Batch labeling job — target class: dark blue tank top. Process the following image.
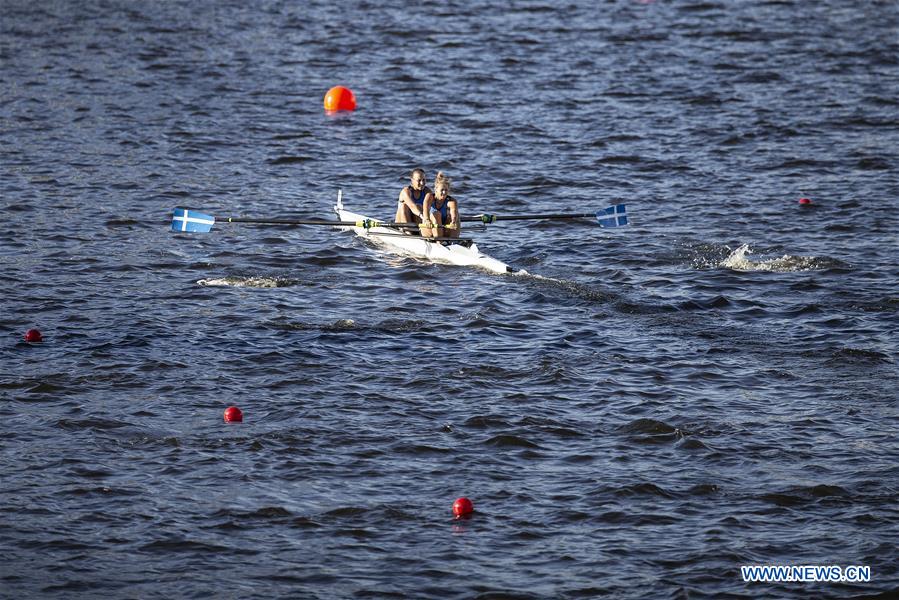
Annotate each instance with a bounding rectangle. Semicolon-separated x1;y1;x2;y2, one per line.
430;197;450;222
408;187;425;209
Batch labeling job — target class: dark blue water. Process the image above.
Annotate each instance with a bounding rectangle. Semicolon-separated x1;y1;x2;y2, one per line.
2;1;897;598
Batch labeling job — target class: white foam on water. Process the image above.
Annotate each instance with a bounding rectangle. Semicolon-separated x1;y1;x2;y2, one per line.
197;276;294;288
721;244;833;273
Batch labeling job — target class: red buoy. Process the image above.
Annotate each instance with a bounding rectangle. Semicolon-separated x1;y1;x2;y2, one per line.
24;329;43;343
452;497;474;518
324;86;357;112
224;406;243;423
798;197;813;205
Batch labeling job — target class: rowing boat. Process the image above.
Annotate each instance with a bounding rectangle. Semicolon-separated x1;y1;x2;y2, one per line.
170;199;625;275
333;192;518;274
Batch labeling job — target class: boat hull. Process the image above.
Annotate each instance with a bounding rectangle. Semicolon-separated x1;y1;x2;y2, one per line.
334;200;516;274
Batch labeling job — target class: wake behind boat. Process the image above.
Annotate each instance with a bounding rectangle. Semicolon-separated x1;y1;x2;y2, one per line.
334;191;519;275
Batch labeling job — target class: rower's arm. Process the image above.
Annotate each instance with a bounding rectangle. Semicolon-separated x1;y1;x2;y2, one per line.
399;187;425;219
447;199;460;226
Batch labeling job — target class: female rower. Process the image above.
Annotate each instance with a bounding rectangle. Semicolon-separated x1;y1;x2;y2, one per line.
395;168;430;234
422;171;460;239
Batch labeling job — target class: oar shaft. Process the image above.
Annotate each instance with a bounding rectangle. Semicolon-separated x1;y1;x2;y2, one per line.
461;213;596;223
223;217;418;228
224;217;346;225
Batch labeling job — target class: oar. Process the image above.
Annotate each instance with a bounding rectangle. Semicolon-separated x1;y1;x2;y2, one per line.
170;207;420;233
171;203;629;233
462;204;628;227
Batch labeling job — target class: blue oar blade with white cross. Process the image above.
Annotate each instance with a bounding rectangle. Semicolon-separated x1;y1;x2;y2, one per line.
171;208;216;232
596;204;628;228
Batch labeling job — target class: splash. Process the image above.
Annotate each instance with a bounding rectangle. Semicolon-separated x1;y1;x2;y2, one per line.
720;245;846;272
197;276;298;288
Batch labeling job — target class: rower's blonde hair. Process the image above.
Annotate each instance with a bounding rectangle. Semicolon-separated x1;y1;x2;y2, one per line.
434;171;451;191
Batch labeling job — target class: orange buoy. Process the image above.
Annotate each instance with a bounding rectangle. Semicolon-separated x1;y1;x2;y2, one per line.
324;86;357;112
